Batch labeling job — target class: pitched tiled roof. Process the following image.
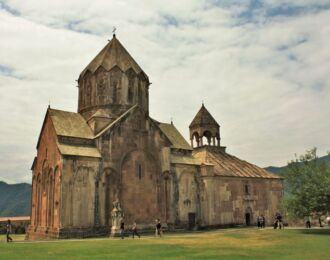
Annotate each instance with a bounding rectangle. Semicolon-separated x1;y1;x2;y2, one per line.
158;123;192;150
57;143;101;158
79;35;147;79
49;108;94;139
190;104;219;128
193;147;282;179
94;105;138;138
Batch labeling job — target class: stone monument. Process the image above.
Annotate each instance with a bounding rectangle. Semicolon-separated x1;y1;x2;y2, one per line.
110;200;124;237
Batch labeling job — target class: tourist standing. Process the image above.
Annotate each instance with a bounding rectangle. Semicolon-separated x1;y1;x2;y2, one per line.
131;222;140;239
120;222;125;239
305;216;311;228
156;219;162;237
261;215;266;228
257;216;261;228
6;219;13;243
276;212;283;229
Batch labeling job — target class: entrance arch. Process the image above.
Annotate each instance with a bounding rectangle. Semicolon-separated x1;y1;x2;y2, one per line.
245;207;253;226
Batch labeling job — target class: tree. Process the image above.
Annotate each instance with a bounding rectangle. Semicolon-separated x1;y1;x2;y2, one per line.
284;148;330;223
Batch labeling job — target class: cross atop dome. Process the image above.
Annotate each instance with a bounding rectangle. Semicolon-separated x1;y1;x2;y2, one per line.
79;35;147;81
77;35;150;118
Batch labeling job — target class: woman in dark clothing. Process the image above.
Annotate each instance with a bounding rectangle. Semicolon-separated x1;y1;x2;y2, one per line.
120;222;125;239
155;219;162;237
6;219;13;242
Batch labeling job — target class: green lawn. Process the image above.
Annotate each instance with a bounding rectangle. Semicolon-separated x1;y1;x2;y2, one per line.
0;228;329;259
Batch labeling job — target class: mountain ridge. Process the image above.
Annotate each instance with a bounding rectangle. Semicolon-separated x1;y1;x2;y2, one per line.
265;154;330;175
0;181;31;217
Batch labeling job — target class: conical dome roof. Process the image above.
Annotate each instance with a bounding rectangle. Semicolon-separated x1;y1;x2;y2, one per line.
189;104;219;128
79;35;148;80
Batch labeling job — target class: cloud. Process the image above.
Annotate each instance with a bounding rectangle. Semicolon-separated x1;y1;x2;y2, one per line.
0;0;329;183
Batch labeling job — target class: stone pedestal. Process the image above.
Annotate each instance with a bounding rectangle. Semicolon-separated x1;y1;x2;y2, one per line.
110;201;124;237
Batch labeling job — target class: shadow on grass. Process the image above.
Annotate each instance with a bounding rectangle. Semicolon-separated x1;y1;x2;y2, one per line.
297;229;330;236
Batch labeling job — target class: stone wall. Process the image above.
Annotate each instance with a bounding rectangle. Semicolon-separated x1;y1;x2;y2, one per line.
200;176;283;227
27;114;62;240
94;110;170;229
170;164;200;228
60;157;100;228
78;66;149;119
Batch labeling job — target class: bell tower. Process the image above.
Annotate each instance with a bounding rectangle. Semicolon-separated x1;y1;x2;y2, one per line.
77;34;150;120
189;104;221;148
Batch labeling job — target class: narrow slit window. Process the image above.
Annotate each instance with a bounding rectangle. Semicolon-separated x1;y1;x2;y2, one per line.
138;164;142;180
244;184;250;195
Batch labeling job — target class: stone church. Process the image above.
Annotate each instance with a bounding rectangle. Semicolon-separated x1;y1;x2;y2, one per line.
27;34;283;239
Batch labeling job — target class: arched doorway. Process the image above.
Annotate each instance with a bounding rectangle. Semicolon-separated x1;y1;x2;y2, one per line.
245;213;251;226
245;207;253;226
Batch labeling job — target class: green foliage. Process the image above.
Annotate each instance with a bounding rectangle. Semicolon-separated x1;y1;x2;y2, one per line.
284;148;330;218
265;153;330;196
0;181;31;217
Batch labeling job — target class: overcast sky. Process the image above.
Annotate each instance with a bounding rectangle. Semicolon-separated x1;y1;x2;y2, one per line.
0;0;329;183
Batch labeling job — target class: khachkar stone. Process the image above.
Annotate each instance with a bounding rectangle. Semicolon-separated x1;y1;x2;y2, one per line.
110;200;124;237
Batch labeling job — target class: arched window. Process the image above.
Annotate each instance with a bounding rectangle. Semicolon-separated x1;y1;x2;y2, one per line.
128;86;133;103
192;132;199;148
86;82;92;106
203;131;212;145
112;81;117;103
244;184;250;195
136;163;143;180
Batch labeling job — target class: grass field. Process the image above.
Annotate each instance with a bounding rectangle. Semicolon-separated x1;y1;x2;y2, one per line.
0;228;329;259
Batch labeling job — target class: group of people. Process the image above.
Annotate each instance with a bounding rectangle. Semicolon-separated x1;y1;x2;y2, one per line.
119;221;140;239
256;213;284;229
119;219;163;239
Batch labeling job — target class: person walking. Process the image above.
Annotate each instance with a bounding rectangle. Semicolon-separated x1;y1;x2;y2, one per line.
120;222;125;239
273;218;278;229
6;219;13;243
131;222;140;239
156;219;162;237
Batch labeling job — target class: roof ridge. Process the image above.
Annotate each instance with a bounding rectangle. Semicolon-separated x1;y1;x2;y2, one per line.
94;104;138;138
49;108;80;115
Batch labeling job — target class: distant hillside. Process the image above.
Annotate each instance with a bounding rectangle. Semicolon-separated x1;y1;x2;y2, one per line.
265;154;330;195
0;181;31;217
265;154;330;176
